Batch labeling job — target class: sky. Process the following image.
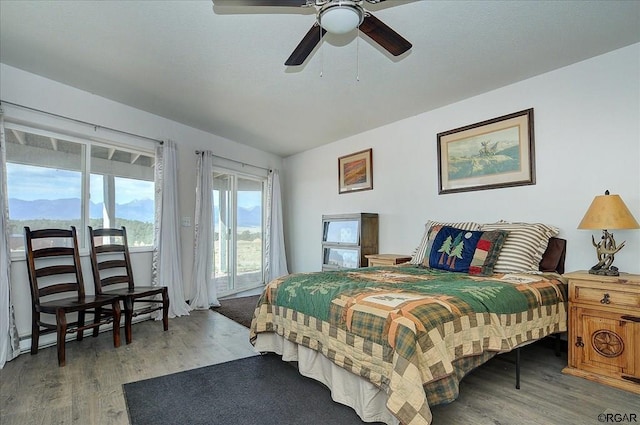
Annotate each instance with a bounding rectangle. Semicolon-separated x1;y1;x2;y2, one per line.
7;163;261;208
6;163;153;204
6;164;82;200
238;191;262;209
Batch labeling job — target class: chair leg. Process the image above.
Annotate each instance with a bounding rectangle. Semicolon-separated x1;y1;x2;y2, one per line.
77;310;85;341
162;288;169;332
93;306;102;337
112;301;121;348
123;297;134;344
31;312;40;355
56;309;67;367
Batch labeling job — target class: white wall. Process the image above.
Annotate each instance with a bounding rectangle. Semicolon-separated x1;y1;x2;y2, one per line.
1;64;283;340
283;44;640;275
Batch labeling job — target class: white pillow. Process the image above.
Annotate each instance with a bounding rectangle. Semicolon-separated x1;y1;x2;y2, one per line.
409;220;482;265
479;221;559;273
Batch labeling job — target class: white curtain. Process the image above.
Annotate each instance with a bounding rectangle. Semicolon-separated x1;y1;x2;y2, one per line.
190;150;219;309
152;140;191;318
0;114;20;368
265;169;289;282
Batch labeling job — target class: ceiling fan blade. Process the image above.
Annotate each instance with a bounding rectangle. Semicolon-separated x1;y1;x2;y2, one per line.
359;13;412;56
285;23;327;66
212;0;311;6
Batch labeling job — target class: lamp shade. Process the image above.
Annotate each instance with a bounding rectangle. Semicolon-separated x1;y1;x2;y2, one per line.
578;192;640;230
319;2;364;34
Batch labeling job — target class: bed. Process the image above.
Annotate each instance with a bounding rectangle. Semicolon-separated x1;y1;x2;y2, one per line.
250;221;568;425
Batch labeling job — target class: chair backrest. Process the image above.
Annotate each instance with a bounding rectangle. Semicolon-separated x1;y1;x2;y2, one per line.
88;226;136;293
24;227;85;305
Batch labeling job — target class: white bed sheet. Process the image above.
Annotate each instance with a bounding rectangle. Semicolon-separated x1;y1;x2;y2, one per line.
254;332;400;425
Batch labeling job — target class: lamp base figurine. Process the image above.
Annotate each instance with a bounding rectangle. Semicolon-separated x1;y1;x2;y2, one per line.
588;229;625;277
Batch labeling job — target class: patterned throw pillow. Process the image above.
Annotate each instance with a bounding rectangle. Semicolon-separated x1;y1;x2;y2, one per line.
479;221;559;274
422;226;508;275
409;220;481;265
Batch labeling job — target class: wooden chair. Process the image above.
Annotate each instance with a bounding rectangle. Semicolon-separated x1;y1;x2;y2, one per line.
88;226;169;344
24;227;122;367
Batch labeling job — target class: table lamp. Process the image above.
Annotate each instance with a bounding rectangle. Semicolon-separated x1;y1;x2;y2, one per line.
578;190;640;276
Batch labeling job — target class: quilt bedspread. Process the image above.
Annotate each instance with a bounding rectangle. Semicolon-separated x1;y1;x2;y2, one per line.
250;267;567;425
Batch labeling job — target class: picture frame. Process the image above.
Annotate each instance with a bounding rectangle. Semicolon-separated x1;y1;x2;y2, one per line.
437;108;535;194
338;148;373;194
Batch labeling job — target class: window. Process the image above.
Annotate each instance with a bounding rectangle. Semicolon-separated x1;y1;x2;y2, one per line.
5;124;155;253
213;170;265;296
89;145;155;247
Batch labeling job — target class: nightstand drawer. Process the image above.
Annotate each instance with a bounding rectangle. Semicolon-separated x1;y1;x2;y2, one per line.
574;285;640;309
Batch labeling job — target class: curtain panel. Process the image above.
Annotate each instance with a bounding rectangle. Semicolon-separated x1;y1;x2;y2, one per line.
0;114;21;368
190;150;219;309
265;169;288;283
152;140;191;318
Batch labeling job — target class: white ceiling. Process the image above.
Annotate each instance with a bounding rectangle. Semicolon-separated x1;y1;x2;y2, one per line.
1;1;639;157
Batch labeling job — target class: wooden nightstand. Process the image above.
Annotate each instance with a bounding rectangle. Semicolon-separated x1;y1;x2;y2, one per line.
365;254;411;267
562;270;640;394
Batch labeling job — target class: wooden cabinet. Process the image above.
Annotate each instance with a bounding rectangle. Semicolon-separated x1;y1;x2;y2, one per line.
365;254;411;267
321;213;378;271
562;271;640;394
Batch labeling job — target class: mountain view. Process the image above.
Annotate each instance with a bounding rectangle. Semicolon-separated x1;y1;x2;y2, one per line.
8;198;155;222
8;198;262;227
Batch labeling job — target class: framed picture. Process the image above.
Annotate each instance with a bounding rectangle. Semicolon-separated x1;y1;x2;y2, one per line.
338;148;373;194
437;108;535;194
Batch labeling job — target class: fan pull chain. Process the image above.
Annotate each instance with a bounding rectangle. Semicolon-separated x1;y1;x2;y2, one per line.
356;27;360;82
320;23;324;78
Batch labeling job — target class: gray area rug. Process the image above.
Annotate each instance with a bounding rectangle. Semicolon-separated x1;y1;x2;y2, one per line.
211;295;260;328
124;354;384;425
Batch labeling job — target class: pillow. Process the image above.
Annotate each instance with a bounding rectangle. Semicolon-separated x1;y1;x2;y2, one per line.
422;226;508;275
539;237;567;274
409;220;481;265
479;221;559;273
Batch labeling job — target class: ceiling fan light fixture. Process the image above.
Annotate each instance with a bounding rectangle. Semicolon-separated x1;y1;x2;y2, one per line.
318;1;364;35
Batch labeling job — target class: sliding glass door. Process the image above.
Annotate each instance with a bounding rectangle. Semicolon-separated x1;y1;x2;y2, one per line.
213;170;265;296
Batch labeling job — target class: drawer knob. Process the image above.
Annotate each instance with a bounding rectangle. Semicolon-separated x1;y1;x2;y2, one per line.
600;293;611;304
575;336;584;348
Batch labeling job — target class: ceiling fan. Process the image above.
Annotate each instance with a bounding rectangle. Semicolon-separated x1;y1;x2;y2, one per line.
212;0;412;66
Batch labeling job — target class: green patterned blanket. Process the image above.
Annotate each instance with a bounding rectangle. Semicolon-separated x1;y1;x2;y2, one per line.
251;267;567;425
276;267;532;321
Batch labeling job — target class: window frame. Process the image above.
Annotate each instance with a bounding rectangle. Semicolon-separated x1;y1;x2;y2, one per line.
4;121;156;261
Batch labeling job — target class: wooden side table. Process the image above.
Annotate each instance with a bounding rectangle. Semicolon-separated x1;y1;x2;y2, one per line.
562;270;640;394
365;254;411;267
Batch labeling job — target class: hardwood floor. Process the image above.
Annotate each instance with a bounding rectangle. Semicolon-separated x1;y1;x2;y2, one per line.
1;311;637;425
430;343;638;425
0;311;258;425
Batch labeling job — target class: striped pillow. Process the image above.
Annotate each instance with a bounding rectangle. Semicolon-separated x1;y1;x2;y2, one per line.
409;220;481;265
479;221;559;273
